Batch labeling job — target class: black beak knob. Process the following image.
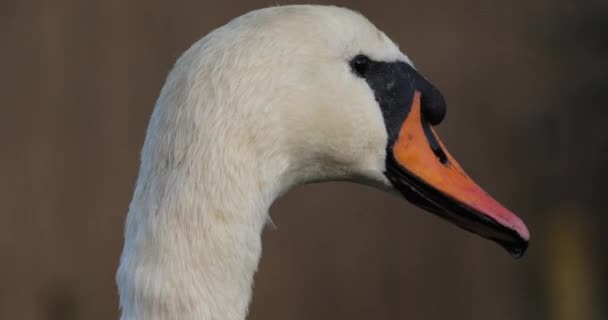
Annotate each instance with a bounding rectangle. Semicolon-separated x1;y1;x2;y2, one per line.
417;76;446;126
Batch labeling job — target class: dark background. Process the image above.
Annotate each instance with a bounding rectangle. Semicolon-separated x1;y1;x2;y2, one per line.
1;0;606;319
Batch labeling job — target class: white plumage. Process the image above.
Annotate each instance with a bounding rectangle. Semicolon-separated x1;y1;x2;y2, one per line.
117;6;406;320
116;4;529;320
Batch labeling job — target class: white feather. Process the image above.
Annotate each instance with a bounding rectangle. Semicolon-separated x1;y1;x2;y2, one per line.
117;5;412;320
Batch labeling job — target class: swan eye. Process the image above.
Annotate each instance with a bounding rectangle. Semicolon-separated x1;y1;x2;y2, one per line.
350;54;372;77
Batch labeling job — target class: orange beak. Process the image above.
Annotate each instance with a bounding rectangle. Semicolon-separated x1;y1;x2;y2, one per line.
385;91;529;257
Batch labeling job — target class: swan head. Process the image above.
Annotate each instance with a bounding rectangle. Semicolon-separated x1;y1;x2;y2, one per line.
170;5;529;257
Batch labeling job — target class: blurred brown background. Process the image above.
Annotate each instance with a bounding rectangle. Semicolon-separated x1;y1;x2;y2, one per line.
1;0;606;319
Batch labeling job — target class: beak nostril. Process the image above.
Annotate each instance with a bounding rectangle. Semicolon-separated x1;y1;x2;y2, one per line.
438;150;448;164
421;114;449;165
437;149;448;164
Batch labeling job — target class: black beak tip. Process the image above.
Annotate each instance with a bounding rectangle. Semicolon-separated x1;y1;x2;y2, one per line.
499;237;529;259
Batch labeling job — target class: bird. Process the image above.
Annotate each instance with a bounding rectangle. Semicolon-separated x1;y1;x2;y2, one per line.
116;5;530;320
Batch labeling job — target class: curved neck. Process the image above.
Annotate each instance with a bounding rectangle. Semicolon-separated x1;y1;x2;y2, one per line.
117;157;285;320
117;104;290;320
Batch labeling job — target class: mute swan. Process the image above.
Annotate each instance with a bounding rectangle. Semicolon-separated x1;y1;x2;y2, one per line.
117;5;530;320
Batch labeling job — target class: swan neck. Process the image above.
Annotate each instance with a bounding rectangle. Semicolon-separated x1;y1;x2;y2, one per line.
117;142;287;320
